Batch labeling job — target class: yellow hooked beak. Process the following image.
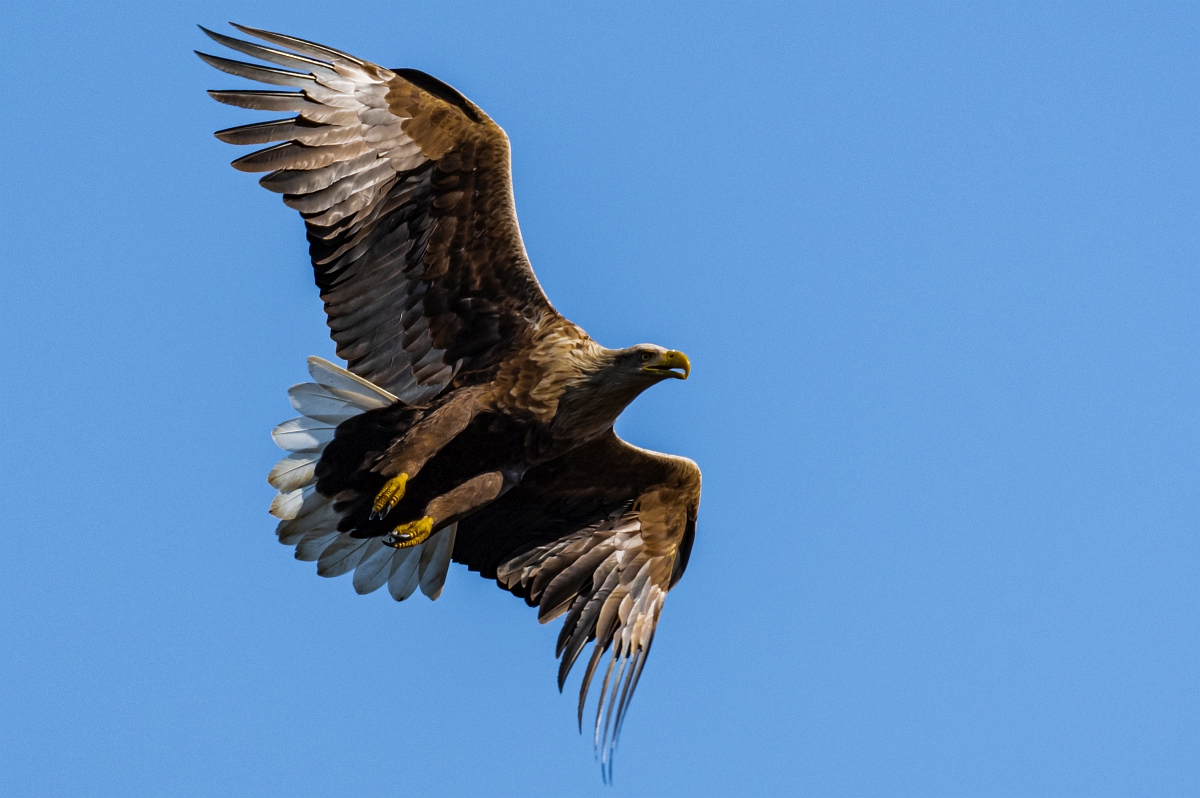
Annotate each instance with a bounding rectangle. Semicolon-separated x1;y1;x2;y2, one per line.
644;349;691;380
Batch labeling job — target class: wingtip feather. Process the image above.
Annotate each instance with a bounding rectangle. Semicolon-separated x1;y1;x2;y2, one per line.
229;22;369;68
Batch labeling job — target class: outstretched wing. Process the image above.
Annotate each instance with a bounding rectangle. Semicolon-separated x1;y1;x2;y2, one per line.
200;24;556;400
453;430;701;775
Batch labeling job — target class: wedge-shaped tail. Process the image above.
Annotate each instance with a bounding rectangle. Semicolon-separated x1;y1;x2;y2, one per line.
269;357;457;600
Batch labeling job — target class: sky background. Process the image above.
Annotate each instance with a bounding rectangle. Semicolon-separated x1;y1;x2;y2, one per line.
2;2;1197;795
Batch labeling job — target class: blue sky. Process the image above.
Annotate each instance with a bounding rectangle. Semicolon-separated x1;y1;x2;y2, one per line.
2;2;1197;795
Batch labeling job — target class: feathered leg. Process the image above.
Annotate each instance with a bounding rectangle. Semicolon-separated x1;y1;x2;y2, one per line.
370;387;484;521
383;470;508;549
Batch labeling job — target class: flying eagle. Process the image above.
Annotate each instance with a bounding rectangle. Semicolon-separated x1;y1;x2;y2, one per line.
198;24;701;769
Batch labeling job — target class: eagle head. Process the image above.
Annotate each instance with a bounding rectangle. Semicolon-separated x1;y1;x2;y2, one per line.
612;344;691;382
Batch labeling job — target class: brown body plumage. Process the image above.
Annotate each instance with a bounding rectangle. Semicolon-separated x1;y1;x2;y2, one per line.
200;24;700;773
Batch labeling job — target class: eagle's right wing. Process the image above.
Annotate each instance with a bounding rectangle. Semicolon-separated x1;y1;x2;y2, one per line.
453;430;702;776
200;24;556;400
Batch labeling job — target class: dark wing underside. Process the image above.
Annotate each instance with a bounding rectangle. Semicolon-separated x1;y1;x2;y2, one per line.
454;430;701;774
200;24;556;400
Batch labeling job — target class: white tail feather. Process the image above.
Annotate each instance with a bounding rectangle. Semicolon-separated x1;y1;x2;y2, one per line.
277;503;339;545
267;358;455;602
388;547;422;600
418;524;458;599
352;539;393;594
272;417;336;453
270;484;319;520
288;383;364;423
316;533;370;578
295;528;340;561
307;356;396;408
268;453;318;492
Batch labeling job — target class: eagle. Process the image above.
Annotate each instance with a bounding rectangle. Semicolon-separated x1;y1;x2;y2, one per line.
198;24;701;771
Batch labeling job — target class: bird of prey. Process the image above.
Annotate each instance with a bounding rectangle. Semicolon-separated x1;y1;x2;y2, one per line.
198;24;701;771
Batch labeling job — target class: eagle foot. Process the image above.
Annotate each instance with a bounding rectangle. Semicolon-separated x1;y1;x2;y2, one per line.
371;473;409;520
382;516;434;549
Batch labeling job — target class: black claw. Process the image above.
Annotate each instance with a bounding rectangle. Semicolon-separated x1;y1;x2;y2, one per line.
381;531;412;549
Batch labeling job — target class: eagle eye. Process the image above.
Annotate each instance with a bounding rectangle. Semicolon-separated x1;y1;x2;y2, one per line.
640;352;653;362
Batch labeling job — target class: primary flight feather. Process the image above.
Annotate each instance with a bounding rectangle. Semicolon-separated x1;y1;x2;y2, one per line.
199;23;701;773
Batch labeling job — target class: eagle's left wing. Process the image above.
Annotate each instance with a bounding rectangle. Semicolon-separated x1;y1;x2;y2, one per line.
452;430;701;774
199;25;556;400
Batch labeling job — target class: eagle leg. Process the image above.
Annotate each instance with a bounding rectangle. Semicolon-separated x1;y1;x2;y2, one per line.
425;471;508;526
370;473;409;520
383;516;434;549
382;471;508;549
369;387;486;521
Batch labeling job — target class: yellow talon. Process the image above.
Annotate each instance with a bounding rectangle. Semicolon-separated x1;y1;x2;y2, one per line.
383;516;435;549
372;473;409;519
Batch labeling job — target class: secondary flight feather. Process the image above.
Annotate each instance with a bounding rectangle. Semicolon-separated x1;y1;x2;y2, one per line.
198;24;701;775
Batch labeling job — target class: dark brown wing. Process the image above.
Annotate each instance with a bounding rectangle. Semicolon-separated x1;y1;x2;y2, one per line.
454;430;701;774
200;24;555;400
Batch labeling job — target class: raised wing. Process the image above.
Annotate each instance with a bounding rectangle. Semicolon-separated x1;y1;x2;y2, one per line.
200;24;556;400
453;431;701;776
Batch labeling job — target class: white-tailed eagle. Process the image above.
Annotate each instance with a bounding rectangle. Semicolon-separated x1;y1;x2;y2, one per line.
199;24;701;773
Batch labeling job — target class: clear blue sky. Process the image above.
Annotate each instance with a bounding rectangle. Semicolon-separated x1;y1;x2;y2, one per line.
2;2;1196;795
